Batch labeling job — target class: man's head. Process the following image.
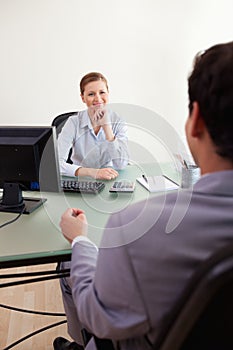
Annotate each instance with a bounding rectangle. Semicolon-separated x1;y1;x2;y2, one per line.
187;41;233;164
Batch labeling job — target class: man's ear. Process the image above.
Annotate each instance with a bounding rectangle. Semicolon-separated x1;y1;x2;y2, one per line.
190;102;206;137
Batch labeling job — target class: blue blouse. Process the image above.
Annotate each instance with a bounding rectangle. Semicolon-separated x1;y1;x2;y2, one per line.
58;109;129;176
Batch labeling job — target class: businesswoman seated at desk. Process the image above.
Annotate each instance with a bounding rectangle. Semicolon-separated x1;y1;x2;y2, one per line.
58;72;129;180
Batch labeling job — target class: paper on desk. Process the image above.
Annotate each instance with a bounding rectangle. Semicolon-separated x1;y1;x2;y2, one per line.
136;175;179;192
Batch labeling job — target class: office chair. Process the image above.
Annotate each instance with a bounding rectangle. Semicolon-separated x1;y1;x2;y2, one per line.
83;243;233;350
52;111;77;164
157;243;233;350
52;111;77;135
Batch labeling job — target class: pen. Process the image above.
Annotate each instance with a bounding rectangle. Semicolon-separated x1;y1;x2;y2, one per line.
142;174;148;183
183;159;189;169
163;175;179;187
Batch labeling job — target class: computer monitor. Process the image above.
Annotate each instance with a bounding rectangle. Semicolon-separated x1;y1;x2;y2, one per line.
0;126;61;214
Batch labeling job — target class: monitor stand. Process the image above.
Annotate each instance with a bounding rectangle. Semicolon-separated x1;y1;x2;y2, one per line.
0;182;47;214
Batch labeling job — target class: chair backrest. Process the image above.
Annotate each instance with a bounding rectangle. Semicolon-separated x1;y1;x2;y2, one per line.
51;111;77;164
156;243;233;350
52;111;77;136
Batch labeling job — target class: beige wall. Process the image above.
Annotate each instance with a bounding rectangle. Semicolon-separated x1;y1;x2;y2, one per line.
0;0;232;161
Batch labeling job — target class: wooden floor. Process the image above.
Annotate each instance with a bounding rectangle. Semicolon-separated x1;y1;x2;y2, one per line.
0;264;72;350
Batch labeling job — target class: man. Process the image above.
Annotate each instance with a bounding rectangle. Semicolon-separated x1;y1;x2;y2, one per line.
53;41;233;350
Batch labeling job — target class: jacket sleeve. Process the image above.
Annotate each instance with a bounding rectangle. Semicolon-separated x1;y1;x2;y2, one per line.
70;214;149;340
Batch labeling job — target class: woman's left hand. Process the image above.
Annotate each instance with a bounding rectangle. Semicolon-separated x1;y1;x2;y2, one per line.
91;106;110;127
89;106;115;140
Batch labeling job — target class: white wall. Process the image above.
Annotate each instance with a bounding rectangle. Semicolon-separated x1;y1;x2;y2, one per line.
0;0;232;161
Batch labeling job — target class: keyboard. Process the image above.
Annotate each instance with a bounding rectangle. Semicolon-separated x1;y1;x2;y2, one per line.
109;181;135;193
61;180;105;194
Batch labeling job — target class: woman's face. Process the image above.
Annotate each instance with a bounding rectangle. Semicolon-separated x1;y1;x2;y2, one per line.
81;80;109;108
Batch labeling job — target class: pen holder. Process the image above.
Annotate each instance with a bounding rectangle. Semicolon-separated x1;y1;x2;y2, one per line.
181;165;200;188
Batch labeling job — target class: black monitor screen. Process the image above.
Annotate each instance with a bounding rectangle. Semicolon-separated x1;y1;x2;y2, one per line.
0;126;61;214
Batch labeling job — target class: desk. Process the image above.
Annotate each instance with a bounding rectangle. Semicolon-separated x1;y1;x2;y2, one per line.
0;162;179;349
0;162;179;269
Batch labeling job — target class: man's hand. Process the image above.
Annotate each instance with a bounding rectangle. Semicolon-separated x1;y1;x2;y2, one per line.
60;208;88;244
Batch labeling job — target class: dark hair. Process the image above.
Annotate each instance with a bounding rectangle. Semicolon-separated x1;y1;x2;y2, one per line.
188;41;233;161
80;72;109;95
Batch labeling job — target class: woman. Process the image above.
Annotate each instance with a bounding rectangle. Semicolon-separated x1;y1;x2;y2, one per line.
58;72;129;180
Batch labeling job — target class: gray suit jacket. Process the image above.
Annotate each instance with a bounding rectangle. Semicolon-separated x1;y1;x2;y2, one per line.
70;170;233;349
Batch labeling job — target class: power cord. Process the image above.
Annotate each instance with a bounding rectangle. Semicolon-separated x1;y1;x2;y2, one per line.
0;204;25;229
3;320;67;350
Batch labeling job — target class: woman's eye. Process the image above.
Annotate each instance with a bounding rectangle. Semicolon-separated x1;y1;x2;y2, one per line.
100;91;106;95
88;93;94;96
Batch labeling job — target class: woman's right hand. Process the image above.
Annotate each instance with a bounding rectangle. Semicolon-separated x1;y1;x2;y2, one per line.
76;167;119;180
94;168;119;180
